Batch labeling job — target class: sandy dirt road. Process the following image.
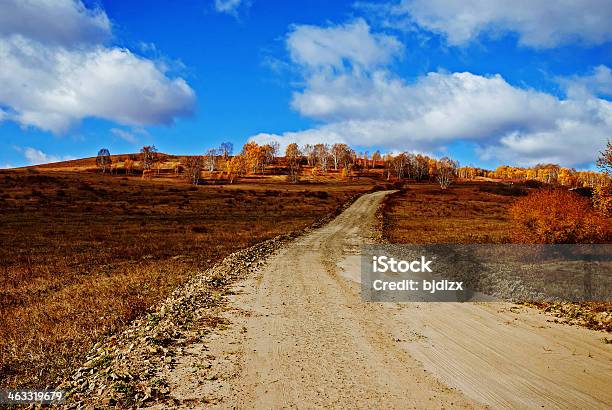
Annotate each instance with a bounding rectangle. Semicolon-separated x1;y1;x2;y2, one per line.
159;191;611;409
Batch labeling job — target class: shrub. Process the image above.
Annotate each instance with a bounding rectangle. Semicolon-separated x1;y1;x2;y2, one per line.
510;189;609;243
479;183;527;197
523;179;543;189
593;185;611;217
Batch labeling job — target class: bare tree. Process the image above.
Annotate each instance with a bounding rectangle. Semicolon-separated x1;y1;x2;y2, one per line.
596;139;612;177
140;145;158;171
260;144;275;172
183;156;204;185
96;148;112;173
302;144;315;167
204;148;218;172
437;157;459;189
384;153;393;180
314;143;330;172
219;142;233;160
391;153;408;179
269;141;280;160
414;154;429;181
285;143;302;183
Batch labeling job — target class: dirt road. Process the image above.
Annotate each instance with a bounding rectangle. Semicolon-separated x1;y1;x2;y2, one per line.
159;191;611;409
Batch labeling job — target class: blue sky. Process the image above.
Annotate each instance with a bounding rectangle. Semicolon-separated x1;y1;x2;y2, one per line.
1;0;611;169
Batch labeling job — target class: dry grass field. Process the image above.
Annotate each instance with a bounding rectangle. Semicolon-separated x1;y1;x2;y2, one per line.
383;181;611;331
383;181;517;244
0;168;373;388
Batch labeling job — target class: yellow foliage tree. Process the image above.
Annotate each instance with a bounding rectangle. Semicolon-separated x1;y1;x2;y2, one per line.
226;155;247;183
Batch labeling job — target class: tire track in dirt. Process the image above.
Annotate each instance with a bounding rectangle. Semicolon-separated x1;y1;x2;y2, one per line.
155;190;611;409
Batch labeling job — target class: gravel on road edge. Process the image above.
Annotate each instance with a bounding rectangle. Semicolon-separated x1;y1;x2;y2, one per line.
59;191;366;409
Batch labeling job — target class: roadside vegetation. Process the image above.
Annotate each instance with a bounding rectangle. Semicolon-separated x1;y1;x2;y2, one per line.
0;170;371;388
1;139;610;387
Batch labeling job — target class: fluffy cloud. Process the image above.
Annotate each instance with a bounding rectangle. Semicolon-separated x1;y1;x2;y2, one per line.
252;20;612;167
561;65;612;99
382;0;612;48
22;147;74;165
0;0;195;134
0;0;111;47
287;19;403;71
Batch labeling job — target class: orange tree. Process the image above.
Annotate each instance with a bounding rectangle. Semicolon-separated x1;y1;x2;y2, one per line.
510;189;609;243
594;140;612;216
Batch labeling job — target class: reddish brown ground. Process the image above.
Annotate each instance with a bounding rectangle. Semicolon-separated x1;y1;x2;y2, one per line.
383;182;516;244
383;182;611;331
0;169;373;388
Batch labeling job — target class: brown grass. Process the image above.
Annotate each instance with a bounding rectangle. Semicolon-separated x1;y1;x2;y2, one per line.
383;182;516;243
0;169;372;388
383;182;611;331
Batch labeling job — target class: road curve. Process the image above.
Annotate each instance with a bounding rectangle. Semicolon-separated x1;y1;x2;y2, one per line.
159;191;612;409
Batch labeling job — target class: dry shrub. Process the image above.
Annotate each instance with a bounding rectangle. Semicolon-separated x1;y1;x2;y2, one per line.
510;189;610;243
593;184;611;217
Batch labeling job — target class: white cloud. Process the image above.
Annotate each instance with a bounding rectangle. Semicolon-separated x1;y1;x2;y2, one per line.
22;147;74;165
214;0;247;16
561;65;612;99
480;111;612;166
0;0;111;47
0;163;14;169
0;0;196;134
111;128;137;144
252;20;612;167
111;127;149;144
383;0;612;48
287;19;403;71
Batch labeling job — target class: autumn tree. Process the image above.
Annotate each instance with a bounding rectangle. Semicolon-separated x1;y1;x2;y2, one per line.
140;145;158;171
371;150;381;168
362;151;369;168
510;189;609;243
269;141;280;160
241;142;264;174
558;167;578;187
383;153;393;180
436;157;459;189
96;148;112;173
285;143;302;183
391;153;408;179
594;140;612;216
124;158;134;175
226;155;247;183
183;156;203;185
260;144;275;173
414;154;429;181
330;143;351;170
